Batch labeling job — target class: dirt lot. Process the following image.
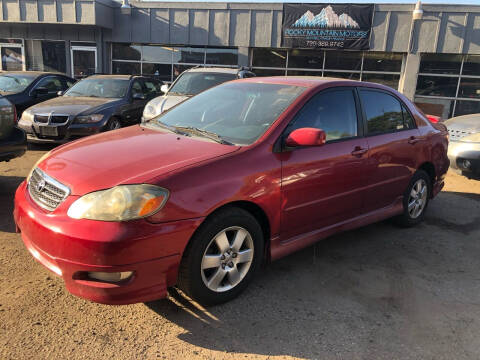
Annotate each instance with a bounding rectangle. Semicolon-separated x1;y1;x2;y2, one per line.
1;145;480;360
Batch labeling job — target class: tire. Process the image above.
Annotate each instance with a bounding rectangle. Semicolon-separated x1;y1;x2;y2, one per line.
394;170;431;227
177;207;264;306
105;117;121;131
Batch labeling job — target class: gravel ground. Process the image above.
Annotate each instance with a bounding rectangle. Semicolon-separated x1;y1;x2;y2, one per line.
1;145;480;360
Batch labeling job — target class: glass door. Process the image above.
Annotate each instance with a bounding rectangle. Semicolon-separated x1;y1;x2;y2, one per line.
0;43;24;71
71;46;97;79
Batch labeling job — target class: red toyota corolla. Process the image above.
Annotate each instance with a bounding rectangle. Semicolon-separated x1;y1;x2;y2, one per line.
14;77;449;306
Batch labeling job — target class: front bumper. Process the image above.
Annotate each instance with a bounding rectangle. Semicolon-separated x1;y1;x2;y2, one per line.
14;181;204;304
447;140;480;176
17;119;104;144
0;127;27;162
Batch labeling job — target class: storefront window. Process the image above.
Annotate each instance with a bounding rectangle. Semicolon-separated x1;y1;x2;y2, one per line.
416;75;458;98
419;54;462;75
1;47;23;71
112;44;141;61
173;47;204;64
454;100;480;117
205;48;238;65
112;61;140;75
414;97;455;119
324;51;362;71
363;53;402;72
25;40;66;73
288;49;323;69
458;77;480;99
252;48;287;68
286;69;322;76
142;63;171;81
361;73;400;89
142;46;172;63
323;71;360;80
462;55;480;76
251;68;286;77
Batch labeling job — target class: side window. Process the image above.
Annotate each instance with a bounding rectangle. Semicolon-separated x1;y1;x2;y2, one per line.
360;90;404;135
66;79;75;88
131;81;143;96
402;105;416;129
35;77;63;93
144;80;160;95
287;89;358;142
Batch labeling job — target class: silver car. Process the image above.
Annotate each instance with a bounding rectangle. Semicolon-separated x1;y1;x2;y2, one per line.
445;113;480;179
142;67;255;121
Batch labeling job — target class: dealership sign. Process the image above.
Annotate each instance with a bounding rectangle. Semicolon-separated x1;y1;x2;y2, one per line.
282;3;374;50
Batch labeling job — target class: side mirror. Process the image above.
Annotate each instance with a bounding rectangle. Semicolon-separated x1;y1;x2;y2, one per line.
33;87;49;97
57;90;64;96
285;128;326;147
160;84;169;94
132;92;146;100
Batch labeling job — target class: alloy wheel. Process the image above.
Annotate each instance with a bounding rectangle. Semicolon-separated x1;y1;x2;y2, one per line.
200;226;254;292
408;179;428;219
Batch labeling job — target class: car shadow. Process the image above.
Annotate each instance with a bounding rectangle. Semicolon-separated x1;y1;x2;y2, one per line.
144;220;411;358
0;176;25;233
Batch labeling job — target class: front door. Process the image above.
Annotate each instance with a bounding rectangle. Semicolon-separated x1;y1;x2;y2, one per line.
71;46;97;79
358;88;422;212
280;88;370;241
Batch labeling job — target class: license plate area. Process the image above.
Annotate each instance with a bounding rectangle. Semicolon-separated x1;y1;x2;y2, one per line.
39;126;58;137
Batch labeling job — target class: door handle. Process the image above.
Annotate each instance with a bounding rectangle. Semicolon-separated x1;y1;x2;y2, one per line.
408;136;421;145
351;146;368;157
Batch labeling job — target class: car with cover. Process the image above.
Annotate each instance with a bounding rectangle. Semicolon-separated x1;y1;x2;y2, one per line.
14;77;449;306
17;75;162;143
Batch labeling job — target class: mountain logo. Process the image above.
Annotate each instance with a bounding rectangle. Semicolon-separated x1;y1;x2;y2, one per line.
292;5;360;29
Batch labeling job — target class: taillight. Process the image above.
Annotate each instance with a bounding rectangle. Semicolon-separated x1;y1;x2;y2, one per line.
426;114;440;123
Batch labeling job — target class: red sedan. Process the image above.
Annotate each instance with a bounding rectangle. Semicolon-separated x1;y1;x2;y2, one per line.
14;77;449;305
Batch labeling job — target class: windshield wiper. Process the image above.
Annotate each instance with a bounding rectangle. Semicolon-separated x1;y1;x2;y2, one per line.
145;120;189;136
173;126;234;145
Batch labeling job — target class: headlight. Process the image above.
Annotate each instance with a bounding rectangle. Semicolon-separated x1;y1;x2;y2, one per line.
27;151;52;182
21;110;34;122
142;104;160;121
67;184;169;221
74;114;104;124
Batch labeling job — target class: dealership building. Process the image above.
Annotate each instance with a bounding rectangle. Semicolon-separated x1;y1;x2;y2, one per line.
0;1;479;119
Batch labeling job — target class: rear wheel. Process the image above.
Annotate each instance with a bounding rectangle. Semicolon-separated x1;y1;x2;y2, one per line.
177;208;264;306
395;170;431;227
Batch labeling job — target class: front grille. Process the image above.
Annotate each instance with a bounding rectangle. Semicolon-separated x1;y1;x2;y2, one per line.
34;114;69;124
448;128;475;141
28;168;70;211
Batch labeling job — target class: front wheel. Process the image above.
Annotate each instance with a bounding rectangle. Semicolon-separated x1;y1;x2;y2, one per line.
177;208;264;306
105;118;121;131
395;170;431;227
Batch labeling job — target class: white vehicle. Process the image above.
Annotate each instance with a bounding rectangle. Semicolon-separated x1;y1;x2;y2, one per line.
142;67;255;121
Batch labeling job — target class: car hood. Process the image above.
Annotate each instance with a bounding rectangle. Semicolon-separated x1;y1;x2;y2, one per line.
150;94;190;114
38;125;240;195
26;96;121;116
445;114;480;132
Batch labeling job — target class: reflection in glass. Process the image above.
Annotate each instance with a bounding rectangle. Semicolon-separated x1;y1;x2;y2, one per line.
363;52;402;72
462;55;480;76
323;71;360;80
142;63;171;81
458;77;480;99
172;64;196;79
112;44;141;61
288;49;323;69
362;73;400;90
324;51;362;71
73;50;96;78
205;48;238;65
414;97;454;119
172;47;204;64
142;46;172;63
416;75;458;97
419;54;462;74
26;40;66;73
454;100;480;117
112;61;140;76
1;47;23;71
252;49;287;68
252;68;286;77
286;69;322;77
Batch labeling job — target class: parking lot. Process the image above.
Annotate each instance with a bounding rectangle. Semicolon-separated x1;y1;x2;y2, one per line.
1;145;479;360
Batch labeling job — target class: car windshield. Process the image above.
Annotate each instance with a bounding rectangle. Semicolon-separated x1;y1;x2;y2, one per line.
168;72;236;96
146;82;305;145
64;78;129;98
0;74;35;93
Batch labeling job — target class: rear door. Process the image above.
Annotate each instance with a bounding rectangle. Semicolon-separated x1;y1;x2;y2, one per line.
358;88;421;212
280;88;370;241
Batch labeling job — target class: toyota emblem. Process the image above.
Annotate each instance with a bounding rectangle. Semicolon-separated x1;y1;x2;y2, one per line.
36;179;46;192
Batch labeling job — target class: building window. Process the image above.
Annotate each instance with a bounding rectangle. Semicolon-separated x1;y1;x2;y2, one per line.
111;44;238;82
251;49;402;89
25;40;67;73
415;53;480;119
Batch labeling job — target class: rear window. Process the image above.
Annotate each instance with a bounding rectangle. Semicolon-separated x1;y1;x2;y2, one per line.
168;72;236;96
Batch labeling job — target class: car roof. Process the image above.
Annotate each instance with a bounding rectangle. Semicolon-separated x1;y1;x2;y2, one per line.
235;76;395;91
0;71;67;77
185;67;240;74
87;74;133;80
